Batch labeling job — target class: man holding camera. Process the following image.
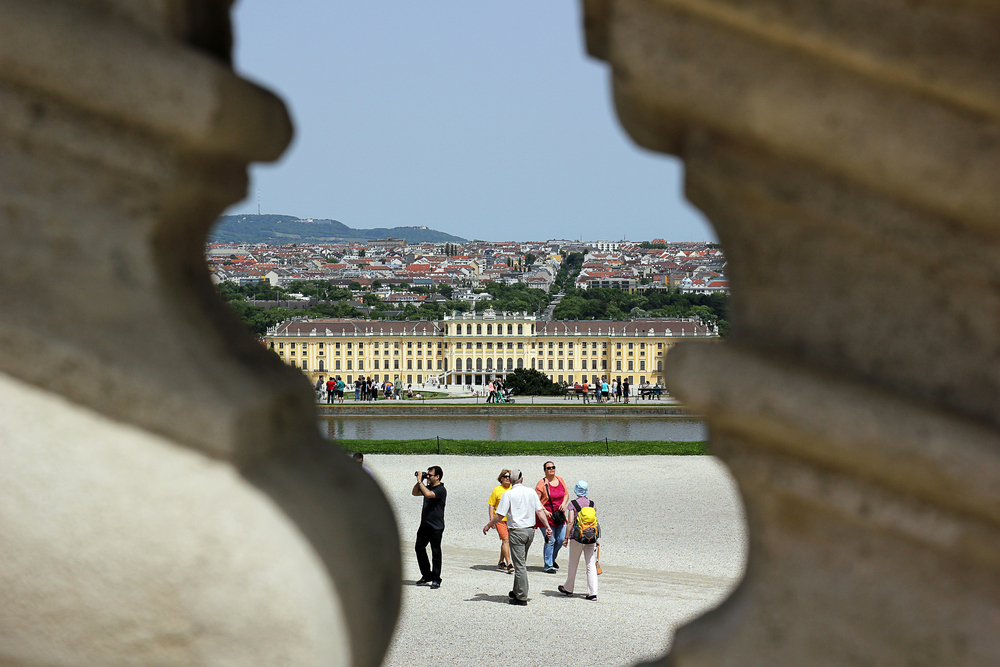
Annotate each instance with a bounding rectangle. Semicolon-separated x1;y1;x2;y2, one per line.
483;468;552;606
412;466;446;589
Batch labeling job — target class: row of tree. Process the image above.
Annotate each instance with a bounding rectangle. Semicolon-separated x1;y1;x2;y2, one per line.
217;279;553;334
552;287;729;336
551;252;584;292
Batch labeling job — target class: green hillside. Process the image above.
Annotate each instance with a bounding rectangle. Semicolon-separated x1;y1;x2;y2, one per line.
211;214;467;244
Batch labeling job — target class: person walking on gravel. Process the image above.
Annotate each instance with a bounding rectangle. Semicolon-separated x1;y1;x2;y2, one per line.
484;469;552;606
535;461;569;573
558;480;599;601
486;469;513;573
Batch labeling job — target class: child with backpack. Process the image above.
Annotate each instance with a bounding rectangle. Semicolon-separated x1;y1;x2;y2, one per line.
558;480;600;601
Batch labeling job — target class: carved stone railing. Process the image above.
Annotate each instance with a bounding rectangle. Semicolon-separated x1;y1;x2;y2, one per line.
0;2;399;665
583;0;1000;664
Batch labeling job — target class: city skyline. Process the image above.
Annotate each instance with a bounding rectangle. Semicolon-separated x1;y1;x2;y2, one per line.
224;1;716;243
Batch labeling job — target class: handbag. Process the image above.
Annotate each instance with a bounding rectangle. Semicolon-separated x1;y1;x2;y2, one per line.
546;482;566;525
596;543;603;575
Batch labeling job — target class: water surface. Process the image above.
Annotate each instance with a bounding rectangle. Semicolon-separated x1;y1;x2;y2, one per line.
322;416;707;441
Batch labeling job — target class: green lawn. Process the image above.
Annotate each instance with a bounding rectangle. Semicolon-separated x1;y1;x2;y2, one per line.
331;439;708;456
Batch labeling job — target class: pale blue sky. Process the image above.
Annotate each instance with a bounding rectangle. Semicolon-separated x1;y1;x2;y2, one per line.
225;0;715;243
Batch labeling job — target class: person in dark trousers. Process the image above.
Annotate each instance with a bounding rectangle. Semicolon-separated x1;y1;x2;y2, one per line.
412;465;446;589
483;468;552;606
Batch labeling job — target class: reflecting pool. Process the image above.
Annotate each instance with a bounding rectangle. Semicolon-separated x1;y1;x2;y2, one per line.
321;416;707;441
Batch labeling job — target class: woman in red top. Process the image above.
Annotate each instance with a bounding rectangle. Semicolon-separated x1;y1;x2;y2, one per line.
535;461;569;573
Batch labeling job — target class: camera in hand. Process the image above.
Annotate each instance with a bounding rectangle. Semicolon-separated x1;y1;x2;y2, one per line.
415;471;426;480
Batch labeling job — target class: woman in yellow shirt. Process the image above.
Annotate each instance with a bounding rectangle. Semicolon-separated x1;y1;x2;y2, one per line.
486;469;513;573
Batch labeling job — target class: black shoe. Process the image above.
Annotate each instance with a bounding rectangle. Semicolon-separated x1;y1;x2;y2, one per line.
558;585;572;597
430;580;441;589
544;567;556;574
508;598;528;606
508;590;517;599
415;578;431;586
553;562;560;569
585;594;597;601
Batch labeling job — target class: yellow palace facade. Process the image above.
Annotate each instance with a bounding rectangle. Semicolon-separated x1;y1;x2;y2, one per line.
264;309;717;388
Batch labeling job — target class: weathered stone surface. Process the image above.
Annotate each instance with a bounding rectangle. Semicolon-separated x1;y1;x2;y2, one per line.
584;0;1000;664
0;1;400;665
0;372;349;666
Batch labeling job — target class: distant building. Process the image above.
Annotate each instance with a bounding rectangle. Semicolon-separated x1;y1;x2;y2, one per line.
264;310;716;388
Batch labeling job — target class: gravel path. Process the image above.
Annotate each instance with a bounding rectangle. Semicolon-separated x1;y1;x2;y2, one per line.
364;454;747;666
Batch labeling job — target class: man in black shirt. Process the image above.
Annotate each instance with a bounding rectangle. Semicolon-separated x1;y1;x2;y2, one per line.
412;465;446;589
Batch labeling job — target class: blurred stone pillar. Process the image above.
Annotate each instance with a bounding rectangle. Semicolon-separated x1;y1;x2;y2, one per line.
583;0;1000;664
0;1;399;665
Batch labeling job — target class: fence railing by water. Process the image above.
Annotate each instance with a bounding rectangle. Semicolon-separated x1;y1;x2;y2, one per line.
328;437;709;456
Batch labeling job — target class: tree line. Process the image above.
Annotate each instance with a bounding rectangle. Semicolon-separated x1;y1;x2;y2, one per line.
552;287;729;336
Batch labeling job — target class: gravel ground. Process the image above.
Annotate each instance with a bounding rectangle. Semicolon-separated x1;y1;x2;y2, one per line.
365;455;748;667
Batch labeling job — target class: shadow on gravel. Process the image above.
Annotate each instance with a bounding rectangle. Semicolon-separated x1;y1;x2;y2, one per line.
464;593;511;604
466;564;549;574
537;589;576;598
468;564;511;572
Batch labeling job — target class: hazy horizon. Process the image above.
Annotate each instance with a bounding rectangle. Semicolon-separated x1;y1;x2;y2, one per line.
225;1;717;244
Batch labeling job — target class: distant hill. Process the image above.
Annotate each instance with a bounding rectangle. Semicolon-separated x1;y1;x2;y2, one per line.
210;214;467;244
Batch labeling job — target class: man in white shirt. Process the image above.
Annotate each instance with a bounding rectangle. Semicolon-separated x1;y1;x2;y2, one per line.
484;468;552;605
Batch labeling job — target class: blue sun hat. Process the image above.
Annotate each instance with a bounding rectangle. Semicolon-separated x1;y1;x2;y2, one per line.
574;480;589;497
